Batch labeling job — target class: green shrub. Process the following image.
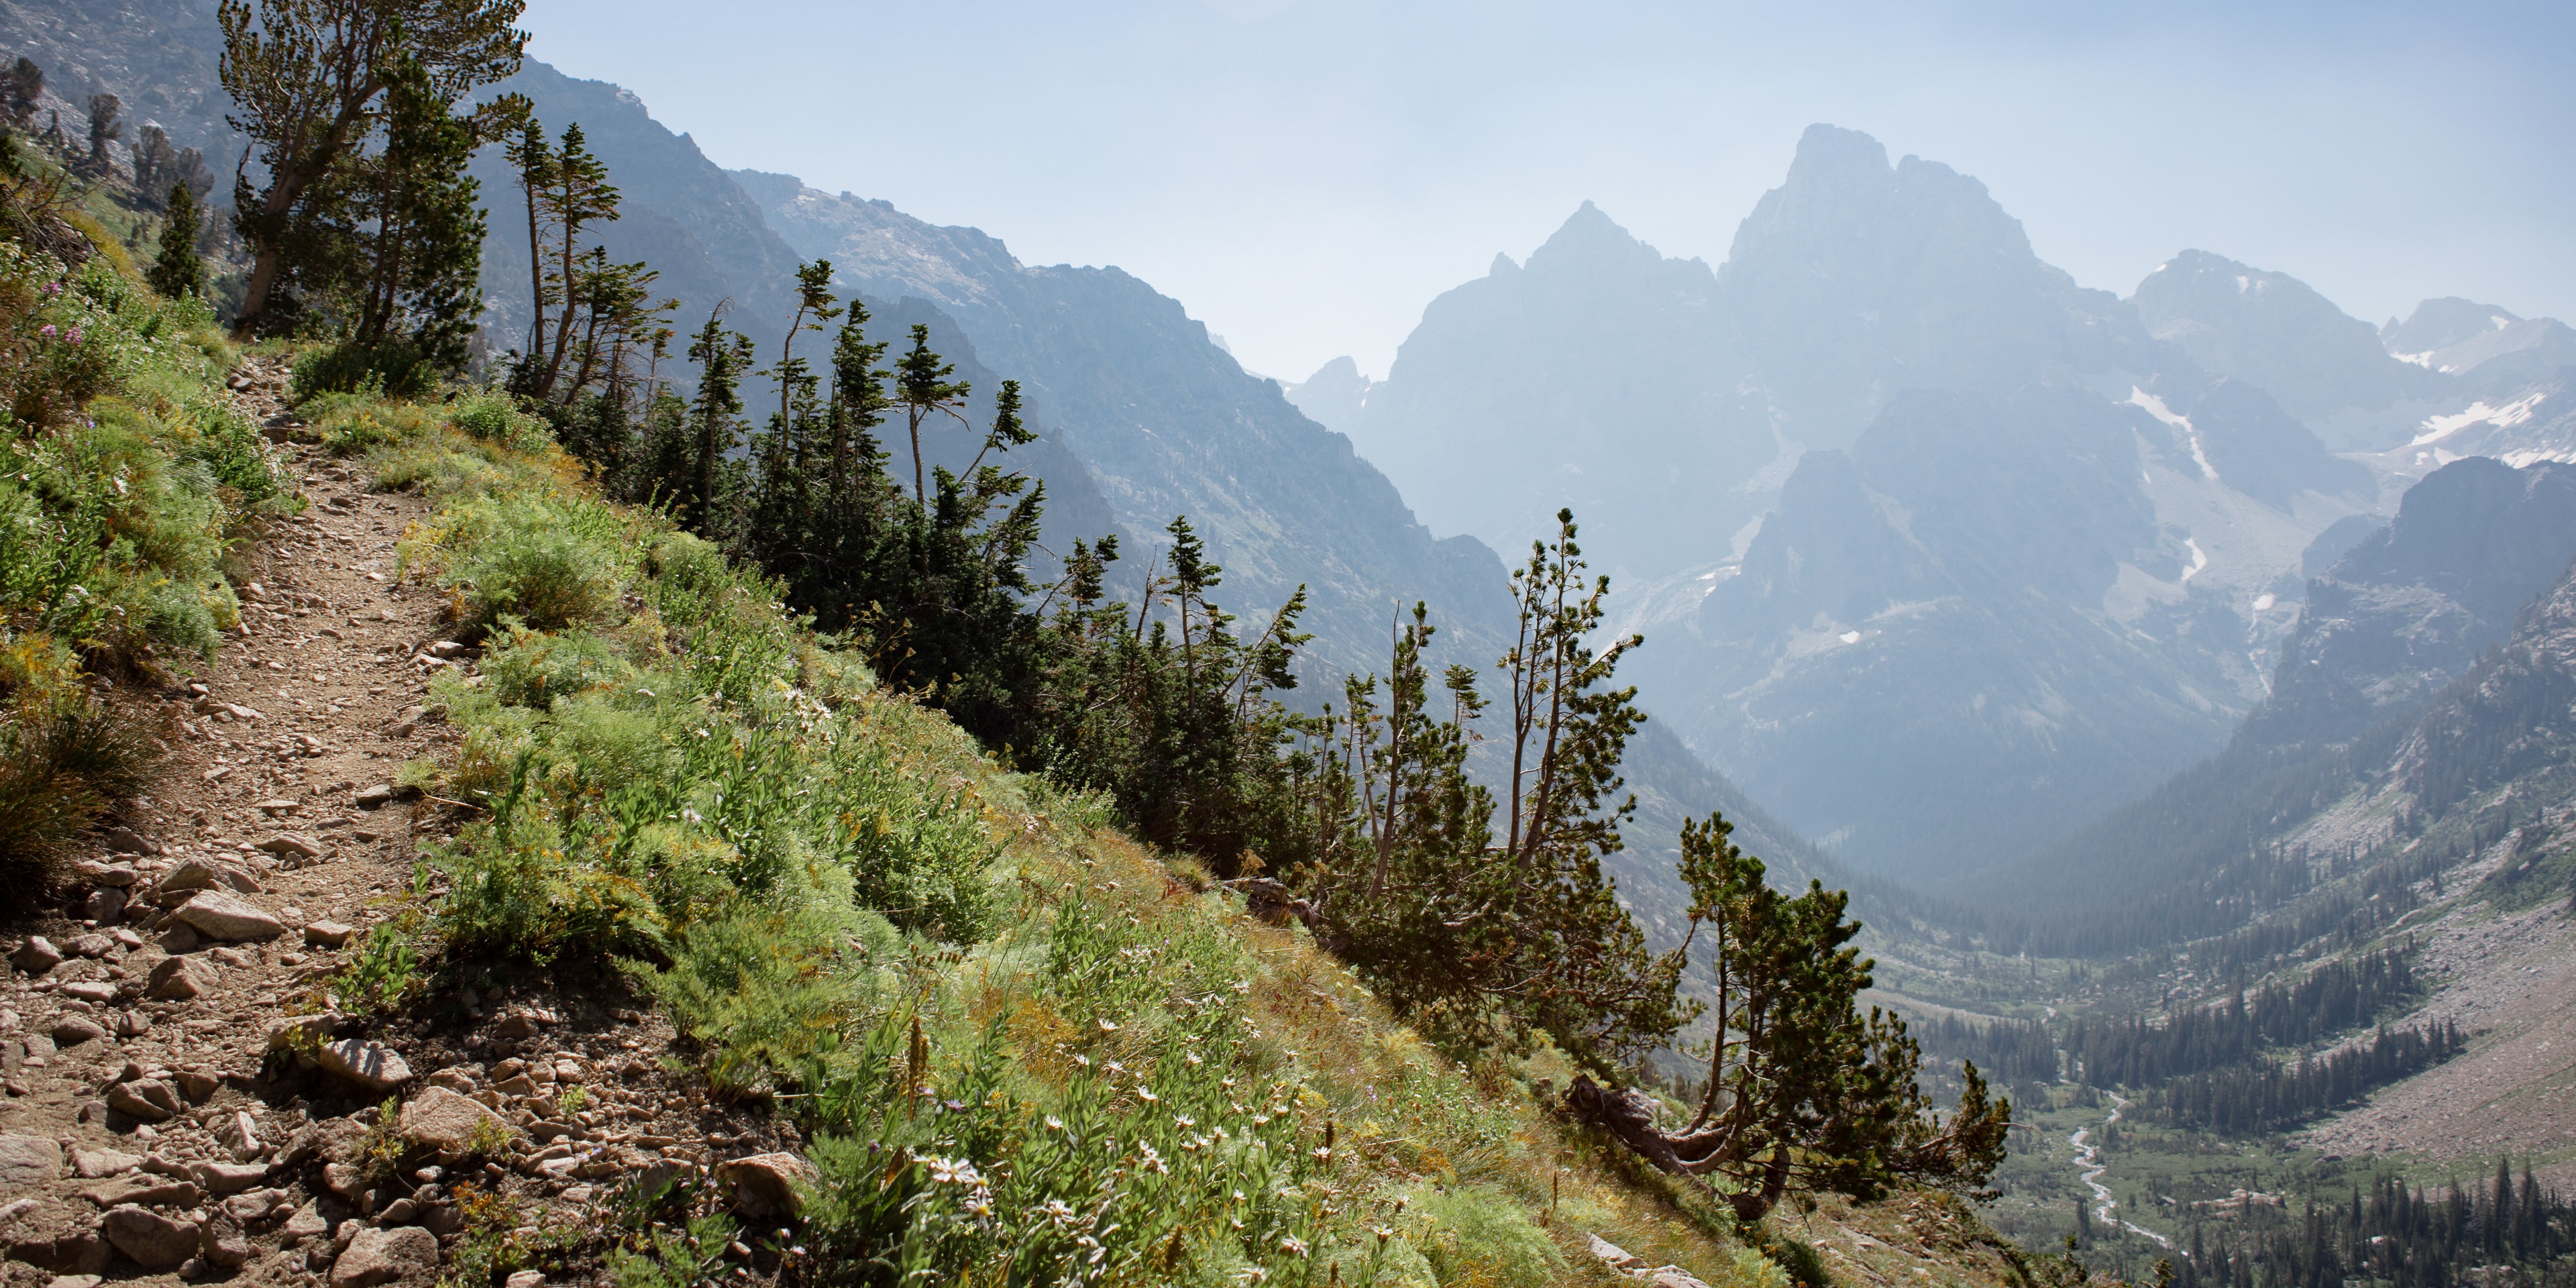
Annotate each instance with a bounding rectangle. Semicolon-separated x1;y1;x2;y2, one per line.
1414;1185;1568;1288
0;696;164;903
450;392;552;453
629;898;898;1099
447;515;625;631
486;627;639;707
289;336;433;401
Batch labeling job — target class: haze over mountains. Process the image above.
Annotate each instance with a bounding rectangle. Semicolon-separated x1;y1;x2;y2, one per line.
1293;123;2575;880
14;1;2576;922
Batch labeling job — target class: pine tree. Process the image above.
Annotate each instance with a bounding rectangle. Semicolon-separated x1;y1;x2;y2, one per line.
675;307;753;536
82;94;120;174
893;323;968;506
1;58;39;126
146;182;205;301
345;56;486;374
219;0;526;336
1566;808;2010;1220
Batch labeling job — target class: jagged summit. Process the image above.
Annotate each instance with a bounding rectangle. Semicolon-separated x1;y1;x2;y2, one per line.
2133;248;2440;421
1523;199;1670;276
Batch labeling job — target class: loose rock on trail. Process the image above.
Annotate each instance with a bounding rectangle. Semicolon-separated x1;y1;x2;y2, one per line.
2;362;797;1288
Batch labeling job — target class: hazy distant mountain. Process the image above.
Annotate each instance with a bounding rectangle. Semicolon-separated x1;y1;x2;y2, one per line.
1279;356;1373;437
1983;455;2576;942
1616;385;2316;873
2133;249;2446;427
1354;124;2384;877
2381;298;2576;393
2243;457;2576;754
1712;125;2152;445
729;172;1515;679
1333;201;1752;580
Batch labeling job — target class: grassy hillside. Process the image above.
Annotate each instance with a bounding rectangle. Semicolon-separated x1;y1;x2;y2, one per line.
307;374;1791;1286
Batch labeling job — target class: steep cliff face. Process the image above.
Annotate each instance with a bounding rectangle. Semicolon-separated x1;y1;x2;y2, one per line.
0;0;230;160
736;173;1516;678
2247;458;2576;753
1979;456;2576;937
1712;124;2150;445
1341;201;1754;582
2133;249;2447;425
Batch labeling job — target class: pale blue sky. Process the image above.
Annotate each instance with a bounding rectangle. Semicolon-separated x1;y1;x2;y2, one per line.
521;0;2576;383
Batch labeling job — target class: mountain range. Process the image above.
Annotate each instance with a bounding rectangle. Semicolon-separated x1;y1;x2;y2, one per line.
15;3;2576;936
1296;123;2576;881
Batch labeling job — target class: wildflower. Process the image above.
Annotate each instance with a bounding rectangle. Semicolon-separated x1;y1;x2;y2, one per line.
1097;1018;1119;1032
1136;1085;1159;1103
64;326;82;344
1186;1052;1203;1066
1136;1144;1169;1175
38;323;56;339
1278;1236;1308;1257
1173;1116;1195;1129
1044;1115;1065;1132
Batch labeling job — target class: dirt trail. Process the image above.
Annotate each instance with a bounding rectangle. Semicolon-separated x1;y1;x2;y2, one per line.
1;366;777;1288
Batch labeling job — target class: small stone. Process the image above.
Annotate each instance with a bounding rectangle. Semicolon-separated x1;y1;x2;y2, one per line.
208;946;254;969
377;1197;418;1224
104;826;158;855
156;857;229;894
491;1073;539;1097
66;932;113;958
398;1086;515;1155
173;891;286;942
323;1163;364;1197
157;923;201;954
0;1134;64;1183
256;799;301;815
174;1069;222;1102
329;1224;439;1287
50;1016;107;1046
148;956;222;1000
267;1012;342;1051
83;888;127;924
257;833;324;860
282;1201;331;1244
113;1011;152;1037
45;1276;103;1288
199;1213;251;1268
193;1161;271;1194
425;1068;476;1093
60;981;118;1004
11;936;63;973
317;1038;412;1092
101;1205;201;1269
305;920;358;949
504;1272;545;1288
352;785;395;809
108;1079;182;1122
71;1146;142;1179
76;860;140;887
712;1152;816;1220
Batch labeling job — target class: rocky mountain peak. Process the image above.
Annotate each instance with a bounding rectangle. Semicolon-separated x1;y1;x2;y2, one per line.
2384;297;2524;356
2131;249;2439;421
1523;199;1668;277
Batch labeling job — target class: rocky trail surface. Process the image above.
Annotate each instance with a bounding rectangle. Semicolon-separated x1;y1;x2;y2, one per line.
2;362;794;1288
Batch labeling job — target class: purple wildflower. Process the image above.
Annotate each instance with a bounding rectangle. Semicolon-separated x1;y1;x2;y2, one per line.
38;323;56;339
